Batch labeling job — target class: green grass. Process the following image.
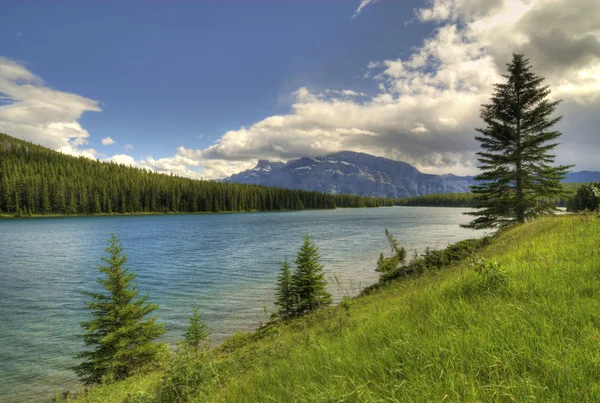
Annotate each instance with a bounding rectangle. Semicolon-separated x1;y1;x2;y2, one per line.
64;215;600;402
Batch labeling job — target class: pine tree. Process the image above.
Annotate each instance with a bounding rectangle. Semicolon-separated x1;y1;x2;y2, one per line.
385;229;399;254
291;234;332;314
183;308;209;349
74;233;165;384
275;258;295;317
465;53;572;229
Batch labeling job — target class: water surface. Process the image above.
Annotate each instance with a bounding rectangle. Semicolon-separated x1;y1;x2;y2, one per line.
0;207;482;402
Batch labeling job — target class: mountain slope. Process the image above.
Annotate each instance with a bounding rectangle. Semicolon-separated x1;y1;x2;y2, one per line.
226;151;599;198
563;170;600;183
226;151;477;198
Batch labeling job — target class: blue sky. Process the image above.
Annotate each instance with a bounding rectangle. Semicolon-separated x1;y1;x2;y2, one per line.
1;0;599;178
1;1;427;155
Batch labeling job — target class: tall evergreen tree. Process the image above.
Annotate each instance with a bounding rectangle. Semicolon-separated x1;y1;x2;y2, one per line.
291;234;332;314
183;308;209;349
275;258;295;318
465;53;572;229
74;233;165;384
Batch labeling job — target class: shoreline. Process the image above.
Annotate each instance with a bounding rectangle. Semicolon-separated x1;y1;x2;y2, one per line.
58;215;599;402
0;205;404;221
0;205;478;221
1;207;478;402
0;208;335;220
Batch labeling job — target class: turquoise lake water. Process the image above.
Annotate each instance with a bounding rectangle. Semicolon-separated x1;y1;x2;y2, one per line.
0;207;484;402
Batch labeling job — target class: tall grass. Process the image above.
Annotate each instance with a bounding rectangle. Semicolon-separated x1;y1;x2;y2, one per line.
66;215;600;402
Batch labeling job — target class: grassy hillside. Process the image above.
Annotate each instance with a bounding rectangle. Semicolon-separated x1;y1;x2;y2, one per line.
63;215;600;402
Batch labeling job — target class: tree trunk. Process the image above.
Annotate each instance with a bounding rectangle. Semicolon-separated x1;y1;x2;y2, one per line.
515;82;524;223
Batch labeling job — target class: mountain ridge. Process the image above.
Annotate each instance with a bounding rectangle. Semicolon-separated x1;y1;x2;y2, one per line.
225;151;600;198
225;151;477;198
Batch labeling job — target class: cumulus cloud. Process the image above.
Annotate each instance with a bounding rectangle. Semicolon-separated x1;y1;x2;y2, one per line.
101;136;115;145
3;0;600;180
163;0;598;178
106;154;138;167
352;0;378;19
0;57;101;156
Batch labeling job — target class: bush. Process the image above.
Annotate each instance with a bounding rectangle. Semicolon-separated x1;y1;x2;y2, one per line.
158;345;213;403
451;257;508;297
363;237;490;295
472;258;506;291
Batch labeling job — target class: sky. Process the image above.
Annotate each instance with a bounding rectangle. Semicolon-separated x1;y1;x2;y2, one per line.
1;0;599;179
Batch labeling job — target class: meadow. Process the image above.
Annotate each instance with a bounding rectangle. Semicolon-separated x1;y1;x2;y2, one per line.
62;214;600;402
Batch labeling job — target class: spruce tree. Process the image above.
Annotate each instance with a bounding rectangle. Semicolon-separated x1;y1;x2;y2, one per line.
291;234;332;314
183;308;209;349
275;258;295;317
74;233;165;384
465;53;572;229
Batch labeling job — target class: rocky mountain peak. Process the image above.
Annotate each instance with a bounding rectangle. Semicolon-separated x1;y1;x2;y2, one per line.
225;151;477;198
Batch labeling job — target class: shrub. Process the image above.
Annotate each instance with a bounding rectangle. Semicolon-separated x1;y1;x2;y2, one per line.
472;258;507;291
363;237;489;296
158;346;213;403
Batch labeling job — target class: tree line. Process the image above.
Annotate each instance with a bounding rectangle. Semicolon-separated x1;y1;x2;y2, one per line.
0;133;393;217
394;192;477;207
567;183;600;212
392;185;582;209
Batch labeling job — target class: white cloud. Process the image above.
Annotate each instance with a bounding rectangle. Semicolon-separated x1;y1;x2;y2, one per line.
153;0;597;179
124;144;134;151
352;0;378;19
3;0;599;180
107;154;139;167
0;57;101;156
101;136;115;145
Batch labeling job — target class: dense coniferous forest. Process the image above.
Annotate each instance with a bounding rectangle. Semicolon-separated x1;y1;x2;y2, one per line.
393;183;584;208
394;192;477;207
0;133;393;216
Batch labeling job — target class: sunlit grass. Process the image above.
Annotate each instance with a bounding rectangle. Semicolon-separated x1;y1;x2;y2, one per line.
66;215;600;402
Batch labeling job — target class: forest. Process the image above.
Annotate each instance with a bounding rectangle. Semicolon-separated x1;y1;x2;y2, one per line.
394;192;477;207
393;183;585;209
0;133;393;216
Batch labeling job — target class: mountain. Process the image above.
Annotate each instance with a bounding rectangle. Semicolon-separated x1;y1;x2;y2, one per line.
563;171;600;183
225;151;477;198
225;151;600;198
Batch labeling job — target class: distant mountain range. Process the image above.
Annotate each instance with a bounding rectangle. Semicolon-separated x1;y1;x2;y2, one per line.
562;171;600;183
224;151;600;198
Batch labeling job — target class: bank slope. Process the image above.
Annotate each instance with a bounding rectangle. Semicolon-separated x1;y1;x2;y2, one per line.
67;215;600;402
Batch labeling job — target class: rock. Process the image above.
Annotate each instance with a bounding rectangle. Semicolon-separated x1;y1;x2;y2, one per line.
224;151;477;198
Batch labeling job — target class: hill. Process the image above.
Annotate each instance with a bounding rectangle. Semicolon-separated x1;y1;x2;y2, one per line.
225;151;600;198
63;215;600;402
563;171;600;183
0;133;392;217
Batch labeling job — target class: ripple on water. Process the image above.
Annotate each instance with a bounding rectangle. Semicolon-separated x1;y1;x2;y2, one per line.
0;207;482;402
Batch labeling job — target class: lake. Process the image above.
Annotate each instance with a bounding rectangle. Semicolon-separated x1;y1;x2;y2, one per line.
0;207;483;402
